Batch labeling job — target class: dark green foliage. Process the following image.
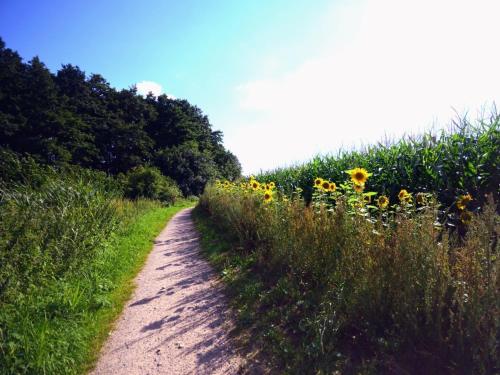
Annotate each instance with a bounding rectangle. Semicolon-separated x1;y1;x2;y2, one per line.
258;115;499;209
122;165;182;204
0;38;241;193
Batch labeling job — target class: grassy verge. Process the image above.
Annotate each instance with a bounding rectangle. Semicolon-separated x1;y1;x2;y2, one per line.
0;199;194;375
195;181;499;374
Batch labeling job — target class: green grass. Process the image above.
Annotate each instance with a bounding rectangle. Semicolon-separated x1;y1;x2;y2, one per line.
0;199;194;375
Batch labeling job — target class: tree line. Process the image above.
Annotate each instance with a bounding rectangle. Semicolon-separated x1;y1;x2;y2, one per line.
0;38;241;195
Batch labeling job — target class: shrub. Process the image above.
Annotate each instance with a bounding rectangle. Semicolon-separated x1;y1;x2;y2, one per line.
123;166;182;205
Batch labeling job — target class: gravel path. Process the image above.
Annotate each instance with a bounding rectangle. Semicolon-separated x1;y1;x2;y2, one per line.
90;208;244;375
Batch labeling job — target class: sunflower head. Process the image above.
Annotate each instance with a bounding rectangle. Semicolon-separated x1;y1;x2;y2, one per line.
314;177;323;188
416;192;426;205
398;189;411;202
353;183;365;193
263;190;273;203
456;193;472;210
251;180;260;190
378;195;389;209
350;168;369;185
329;182;336;192
269;182;276;189
363;194;371;204
322;180;331;191
460;210;472;224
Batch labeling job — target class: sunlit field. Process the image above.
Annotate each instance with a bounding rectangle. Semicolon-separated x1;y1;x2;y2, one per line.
196;116;499;374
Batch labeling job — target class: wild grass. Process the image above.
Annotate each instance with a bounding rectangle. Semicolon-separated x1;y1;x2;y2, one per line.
0;160;194;374
197;181;499;374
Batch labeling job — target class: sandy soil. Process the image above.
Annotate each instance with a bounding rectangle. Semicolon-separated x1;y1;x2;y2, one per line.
90;208;245;375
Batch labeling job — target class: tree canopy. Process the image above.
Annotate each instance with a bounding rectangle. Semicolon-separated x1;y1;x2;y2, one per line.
0;38;241;195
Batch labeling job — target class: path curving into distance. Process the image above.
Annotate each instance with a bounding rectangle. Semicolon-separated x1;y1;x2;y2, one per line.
90;208;244;375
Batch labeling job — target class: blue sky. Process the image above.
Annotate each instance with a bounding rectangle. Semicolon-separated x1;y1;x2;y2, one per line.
1;0;499;173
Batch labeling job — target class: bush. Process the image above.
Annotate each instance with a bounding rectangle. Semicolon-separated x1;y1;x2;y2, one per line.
123;166;182;205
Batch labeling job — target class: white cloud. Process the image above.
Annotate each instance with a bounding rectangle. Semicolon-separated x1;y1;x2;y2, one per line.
136;80;163;97
226;0;500;174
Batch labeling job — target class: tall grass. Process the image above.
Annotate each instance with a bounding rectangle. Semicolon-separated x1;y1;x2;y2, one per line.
257;114;499;208
0;154;194;374
197;181;499;374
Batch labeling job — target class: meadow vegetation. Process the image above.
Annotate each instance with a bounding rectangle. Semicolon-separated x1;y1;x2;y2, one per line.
0;153;195;374
196;119;499;374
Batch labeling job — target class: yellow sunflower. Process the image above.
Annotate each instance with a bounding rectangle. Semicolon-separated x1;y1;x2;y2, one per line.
363;194;371;203
456;194;472;210
350;168;369;185
263;190;273;203
269;181;276;189
321;180;331;191
378;195;389;209
398;189;411;202
353;183;365;193
314;177;323;188
329;182;336;192
251;180;260;190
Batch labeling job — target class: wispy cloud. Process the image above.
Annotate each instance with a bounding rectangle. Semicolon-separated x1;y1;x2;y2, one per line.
226;0;500;174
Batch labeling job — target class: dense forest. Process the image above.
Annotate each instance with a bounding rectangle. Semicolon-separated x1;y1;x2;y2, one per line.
0;38;241;195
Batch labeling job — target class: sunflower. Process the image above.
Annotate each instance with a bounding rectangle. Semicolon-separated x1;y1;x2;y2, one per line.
350;168;369;185
314;177;323;188
251;180;260;190
329;182;336;192
363;194;371;203
269;182;276;189
321;180;331;191
263;190;273;203
353;183;365;193
378;195;389;209
398;189;411;202
456;193;472;210
460;210;472;224
416;192;426;205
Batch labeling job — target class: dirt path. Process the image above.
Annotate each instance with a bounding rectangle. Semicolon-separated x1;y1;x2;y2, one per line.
90;208;244;374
